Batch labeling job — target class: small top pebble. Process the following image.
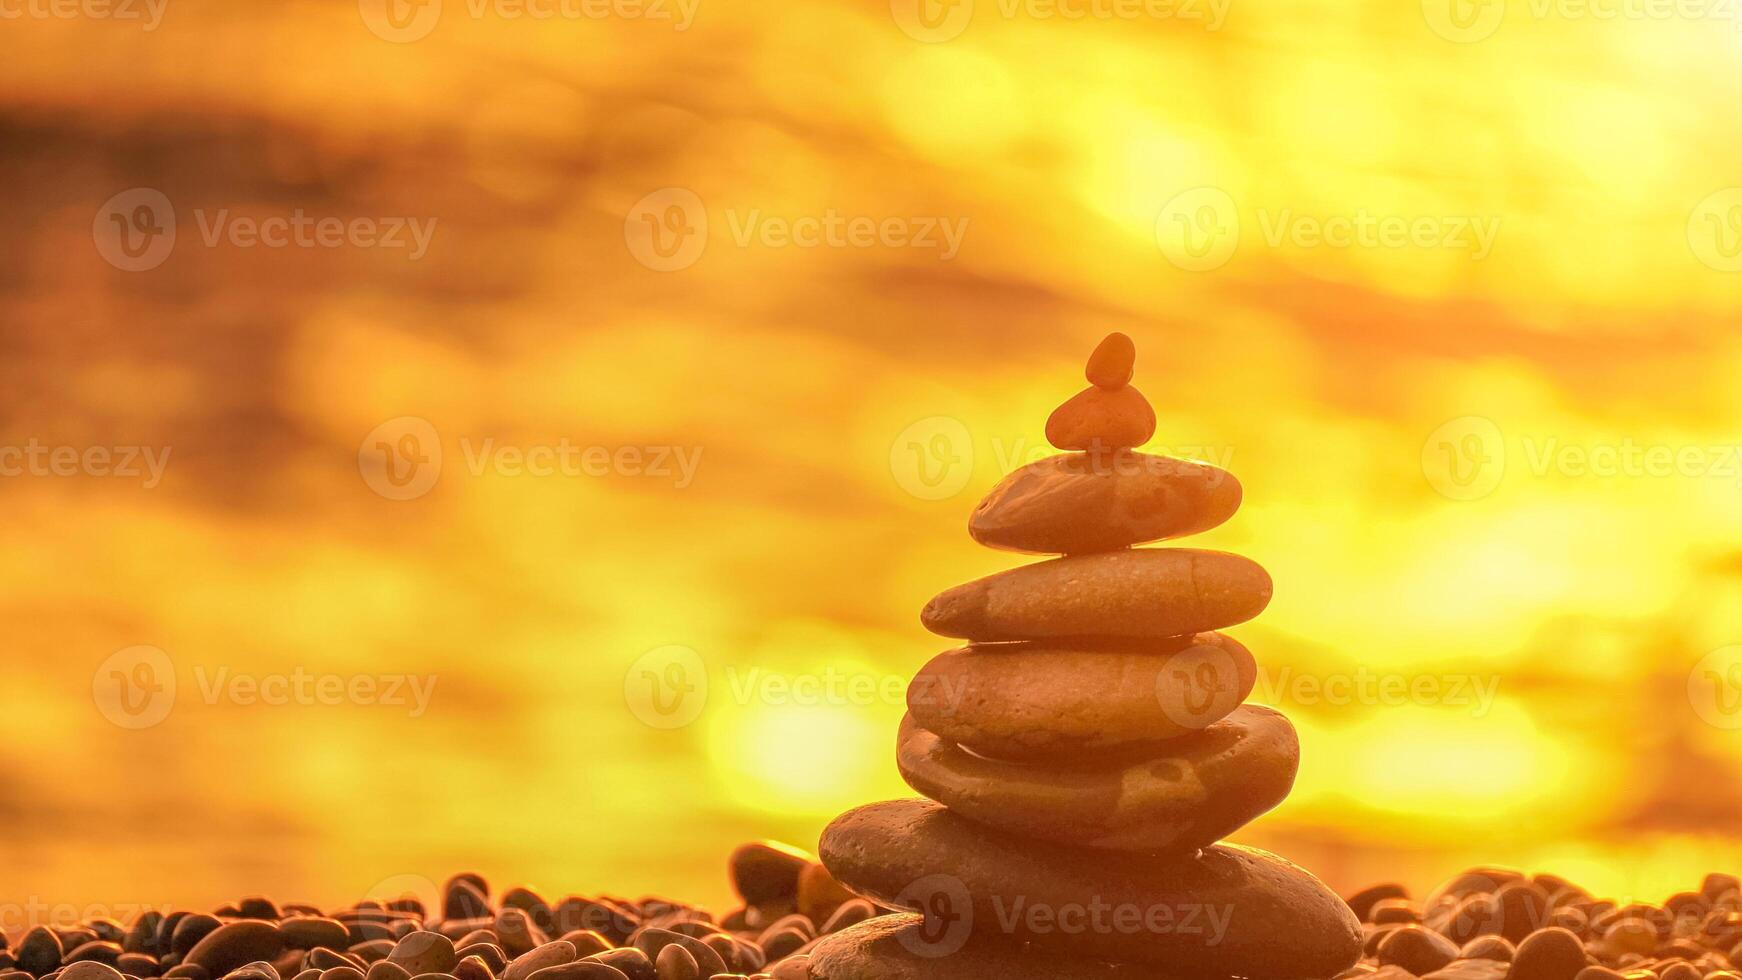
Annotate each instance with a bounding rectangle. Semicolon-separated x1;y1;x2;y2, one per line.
1085;332;1136;388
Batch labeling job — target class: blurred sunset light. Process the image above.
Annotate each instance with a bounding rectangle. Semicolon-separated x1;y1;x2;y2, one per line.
1;0;1740;920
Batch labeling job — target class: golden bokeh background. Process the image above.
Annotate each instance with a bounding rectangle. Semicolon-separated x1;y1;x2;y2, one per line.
3;0;1741;922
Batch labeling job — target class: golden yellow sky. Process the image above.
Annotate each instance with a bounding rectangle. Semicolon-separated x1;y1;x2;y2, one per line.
1;0;1740;919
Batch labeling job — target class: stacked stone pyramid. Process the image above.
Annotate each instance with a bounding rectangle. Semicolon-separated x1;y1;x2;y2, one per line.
805;334;1362;979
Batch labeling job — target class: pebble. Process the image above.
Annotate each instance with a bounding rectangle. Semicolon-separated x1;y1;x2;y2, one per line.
490;913;545;960
968;451;1241;554
1371;900;1422;925
920;548;1273;640
819;799;1360;977
523;966;626;980
625;933;721;980
281;922;349;953
116;952;158;976
363;962;409;980
126;915;165;957
794;865;855;926
56;965;123;980
650;945;695;980
1376;925;1459;975
387;935;456;978
579;951;649;980
728;843;812;907
1085;333;1137;388
1495;883;1554;943
1426;961;1509;980
906;632;1257;761
819;902;876;936
1508;928;1588;980
63;943;121;968
18;927;64;976
1346;885;1412;923
1045;385;1156;452
451;948;502;974
552;936;606;959
186;923;285;978
444;881;492;923
895;704;1298;851
1462;936;1517;962
172;919;224;958
1601;919;1656;957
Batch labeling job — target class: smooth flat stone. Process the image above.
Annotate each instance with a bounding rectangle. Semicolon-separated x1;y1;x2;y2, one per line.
906;633;1256;760
969;452;1243;555
806;915;1183;980
921;550;1272;641
820;800;1361;978
895;705;1298;852
1047;386;1157;452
